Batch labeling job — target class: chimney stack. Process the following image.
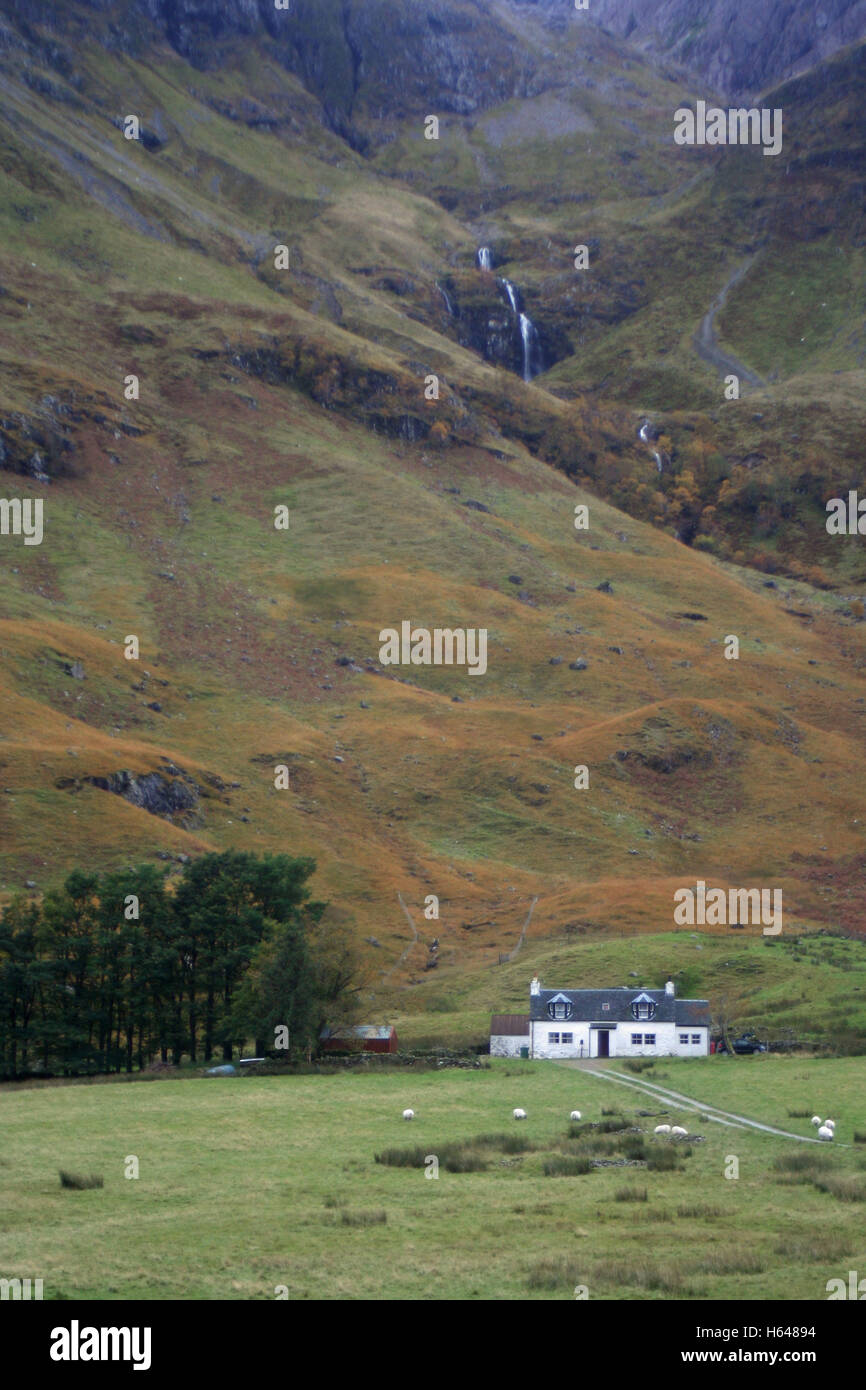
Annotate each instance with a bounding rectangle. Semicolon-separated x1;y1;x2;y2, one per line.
530;975;541;996
665;978;675;997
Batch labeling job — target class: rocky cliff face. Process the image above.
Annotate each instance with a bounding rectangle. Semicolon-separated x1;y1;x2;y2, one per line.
520;0;866;97
1;0;531;148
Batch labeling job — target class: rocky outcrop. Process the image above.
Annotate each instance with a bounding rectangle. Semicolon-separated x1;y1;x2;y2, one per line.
57;769;202;827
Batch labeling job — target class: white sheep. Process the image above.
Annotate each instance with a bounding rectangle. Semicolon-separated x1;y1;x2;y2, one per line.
654;1124;671;1135
513;1107;527;1120
570;1110;582;1121
811;1116;822;1127
670;1125;688;1138
825;1119;836;1129
402;1109;415;1120
818;1125;834;1141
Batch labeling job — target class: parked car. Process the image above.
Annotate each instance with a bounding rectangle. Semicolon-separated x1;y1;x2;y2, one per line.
715;1032;767;1055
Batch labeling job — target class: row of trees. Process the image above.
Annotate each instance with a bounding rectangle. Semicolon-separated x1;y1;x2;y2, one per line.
0;852;363;1078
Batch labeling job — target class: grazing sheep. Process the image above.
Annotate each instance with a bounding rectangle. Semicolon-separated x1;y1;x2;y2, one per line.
654;1124;671;1135
402;1109;415;1121
670;1126;688;1138
513;1108;527;1120
570;1110;582;1121
825;1119;836;1129
818;1125;834;1141
811;1116;822;1127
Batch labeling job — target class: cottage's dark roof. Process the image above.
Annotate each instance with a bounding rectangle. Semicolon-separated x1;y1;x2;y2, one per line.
529;989;709;1026
674;1000;712;1026
490;1014;529;1036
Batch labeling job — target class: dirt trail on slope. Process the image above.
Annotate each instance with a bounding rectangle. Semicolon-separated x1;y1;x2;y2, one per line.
692;256;764;389
558;1060;840;1145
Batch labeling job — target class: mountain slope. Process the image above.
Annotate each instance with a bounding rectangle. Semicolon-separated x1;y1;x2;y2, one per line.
2;1;866;985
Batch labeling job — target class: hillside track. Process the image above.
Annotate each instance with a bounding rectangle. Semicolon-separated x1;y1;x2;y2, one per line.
692;255;765;388
558;1060;844;1144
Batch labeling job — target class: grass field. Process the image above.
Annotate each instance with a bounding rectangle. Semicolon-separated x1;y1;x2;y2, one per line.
3;1057;865;1300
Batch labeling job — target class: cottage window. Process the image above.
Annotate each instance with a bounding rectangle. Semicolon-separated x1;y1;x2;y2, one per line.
601;1002;610;1012
548;997;573;1021
631;994;656;1022
561;1033;574;1045
679;1033;689;1044
631;1033;642;1045
548;1032;560;1045
644;1033;656;1046
691;1034;701;1044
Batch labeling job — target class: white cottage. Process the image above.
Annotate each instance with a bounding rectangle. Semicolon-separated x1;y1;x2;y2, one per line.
525;976;710;1059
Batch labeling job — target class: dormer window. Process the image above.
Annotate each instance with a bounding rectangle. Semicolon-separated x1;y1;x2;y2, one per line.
631;992;656;1022
547;992;573;1022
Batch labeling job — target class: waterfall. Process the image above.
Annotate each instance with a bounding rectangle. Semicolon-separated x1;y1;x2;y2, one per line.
519;312;538;383
476;250;540;382
501;277;519;316
638;420;663;474
436;282;454;316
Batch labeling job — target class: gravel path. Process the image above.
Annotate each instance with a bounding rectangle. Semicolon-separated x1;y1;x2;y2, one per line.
692;256;764;389
558;1060;841;1145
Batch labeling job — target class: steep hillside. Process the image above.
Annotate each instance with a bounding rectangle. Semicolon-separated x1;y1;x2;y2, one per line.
577;0;866;97
1;0;866;987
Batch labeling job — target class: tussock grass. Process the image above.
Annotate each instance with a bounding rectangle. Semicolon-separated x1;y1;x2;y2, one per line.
339;1209;387;1227
684;1250;764;1276
542;1155;593;1176
588;1258;683;1293
526;1255;584;1290
375;1145;429;1168
773;1150;837;1183
473;1132;536;1155
563;1132;632;1157
59;1170;103;1190
624;1059;656;1074
677;1203;722;1219
774;1233;853;1261
614;1185;648;1202
375;1130;534;1173
646;1147;684;1171
813;1174;866;1202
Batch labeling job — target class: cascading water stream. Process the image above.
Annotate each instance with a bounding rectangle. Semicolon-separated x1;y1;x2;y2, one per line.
501;278;519;316
477;250;539;381
639;420;663;473
519;312;537;384
436;282;454;316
